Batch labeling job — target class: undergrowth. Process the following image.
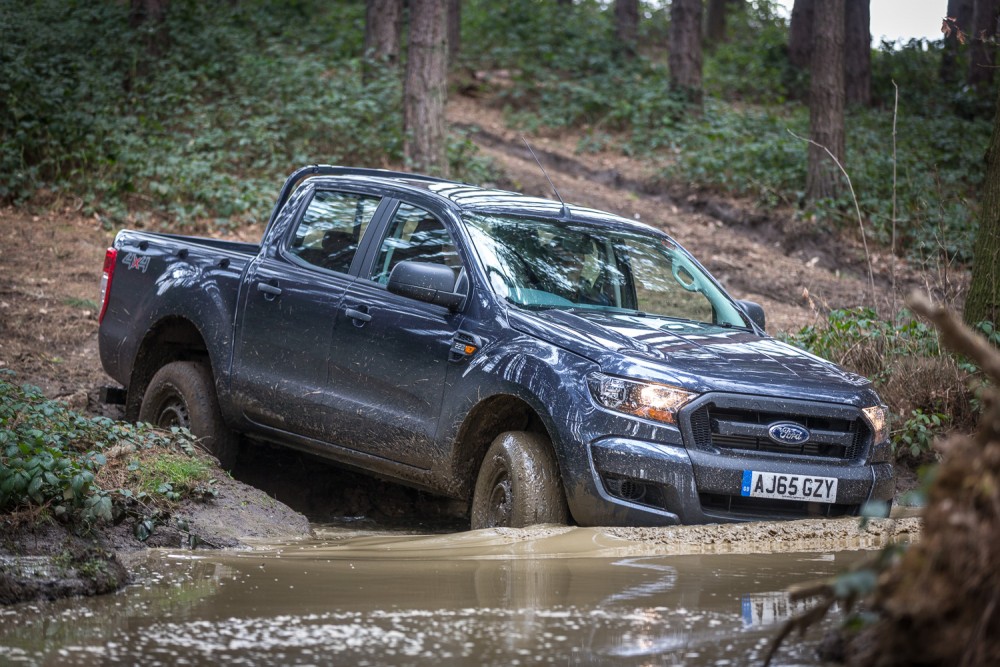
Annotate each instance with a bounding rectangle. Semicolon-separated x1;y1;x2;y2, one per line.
663;102;987;263
3;0;989;261
0;0;494;228
781;308;994;459
0;371;217;543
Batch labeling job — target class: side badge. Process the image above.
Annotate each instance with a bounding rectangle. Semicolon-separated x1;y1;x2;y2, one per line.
122;252;150;273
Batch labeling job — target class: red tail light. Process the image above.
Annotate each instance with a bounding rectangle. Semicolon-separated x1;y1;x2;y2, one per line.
98;248;118;324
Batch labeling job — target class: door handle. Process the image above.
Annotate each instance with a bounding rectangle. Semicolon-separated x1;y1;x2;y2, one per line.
257;282;282;297
345;307;372;323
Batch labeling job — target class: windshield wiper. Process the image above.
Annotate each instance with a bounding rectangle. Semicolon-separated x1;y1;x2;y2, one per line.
643;314;750;330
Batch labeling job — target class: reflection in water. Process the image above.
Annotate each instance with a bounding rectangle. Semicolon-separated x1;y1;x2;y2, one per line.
0;527;867;666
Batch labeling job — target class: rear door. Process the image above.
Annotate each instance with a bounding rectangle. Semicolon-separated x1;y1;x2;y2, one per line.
324;200;468;467
232;186;386;440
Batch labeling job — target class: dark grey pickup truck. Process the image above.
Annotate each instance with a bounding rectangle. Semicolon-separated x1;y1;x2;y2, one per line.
98;165;894;528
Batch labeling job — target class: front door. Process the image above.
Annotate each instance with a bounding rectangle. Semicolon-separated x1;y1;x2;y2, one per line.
326;202;466;467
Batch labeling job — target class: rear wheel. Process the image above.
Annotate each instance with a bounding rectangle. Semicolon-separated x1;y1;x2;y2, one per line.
471;431;568;529
138;361;238;470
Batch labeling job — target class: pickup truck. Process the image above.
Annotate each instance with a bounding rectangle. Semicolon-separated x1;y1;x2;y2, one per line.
98;165;894;528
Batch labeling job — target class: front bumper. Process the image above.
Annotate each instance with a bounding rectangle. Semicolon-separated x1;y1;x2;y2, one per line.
583;437;894;525
563;392;895;526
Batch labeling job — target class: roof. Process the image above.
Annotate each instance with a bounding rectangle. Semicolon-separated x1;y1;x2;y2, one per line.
273;164;654;235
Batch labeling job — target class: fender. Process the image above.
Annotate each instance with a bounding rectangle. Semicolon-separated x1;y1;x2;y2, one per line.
436;328;599;500
100;230;250;420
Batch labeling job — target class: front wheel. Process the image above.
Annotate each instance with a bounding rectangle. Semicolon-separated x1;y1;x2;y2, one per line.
471;431;568;529
138;361;238;470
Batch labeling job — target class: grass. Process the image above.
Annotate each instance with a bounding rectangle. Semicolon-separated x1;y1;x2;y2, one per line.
136;451;215;500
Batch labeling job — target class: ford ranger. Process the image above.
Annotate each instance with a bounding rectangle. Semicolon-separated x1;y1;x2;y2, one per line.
98;165;894;528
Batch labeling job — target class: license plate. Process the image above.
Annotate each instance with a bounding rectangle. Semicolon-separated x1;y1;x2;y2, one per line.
740;471;838;503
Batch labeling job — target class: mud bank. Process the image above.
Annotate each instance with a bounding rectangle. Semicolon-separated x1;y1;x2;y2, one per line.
0;471;310;605
605;516;921;556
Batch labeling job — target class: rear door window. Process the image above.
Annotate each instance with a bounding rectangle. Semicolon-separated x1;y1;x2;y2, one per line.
287;190;382;274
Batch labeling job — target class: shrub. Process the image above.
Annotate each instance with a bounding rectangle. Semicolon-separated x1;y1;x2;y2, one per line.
703;0;805;104
897;409;951;458
0;1;401;226
0;371;216;540
0;1;134;203
782;308;982;459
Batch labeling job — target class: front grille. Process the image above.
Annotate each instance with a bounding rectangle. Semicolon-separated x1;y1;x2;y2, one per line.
699;493;859;519
688;404;868;461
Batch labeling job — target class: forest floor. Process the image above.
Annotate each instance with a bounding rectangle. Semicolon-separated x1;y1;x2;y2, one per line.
0;90;938;603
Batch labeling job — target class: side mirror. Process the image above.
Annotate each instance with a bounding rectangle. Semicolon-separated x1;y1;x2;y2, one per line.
387;260;466;311
736;300;766;330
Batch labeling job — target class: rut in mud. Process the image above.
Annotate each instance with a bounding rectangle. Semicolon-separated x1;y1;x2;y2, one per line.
0;522;921;666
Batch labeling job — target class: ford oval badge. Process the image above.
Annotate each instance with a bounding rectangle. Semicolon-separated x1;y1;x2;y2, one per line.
767;422;811;445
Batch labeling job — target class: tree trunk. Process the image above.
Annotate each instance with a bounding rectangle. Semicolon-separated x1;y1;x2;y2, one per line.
788;0;815;71
705;0;742;45
964;86;1000;326
129;0;169;58
968;0;1000;91
126;0;168;91
448;0;461;63
806;0;845;203
669;0;703;107
844;0;871;106
941;0;974;84
364;0;403;66
615;0;640;59
404;0;449;176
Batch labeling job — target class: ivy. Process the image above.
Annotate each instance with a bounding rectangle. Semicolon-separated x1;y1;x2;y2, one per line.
0;371;212;541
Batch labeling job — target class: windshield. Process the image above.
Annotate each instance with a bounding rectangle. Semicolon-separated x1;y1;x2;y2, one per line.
461;213;748;327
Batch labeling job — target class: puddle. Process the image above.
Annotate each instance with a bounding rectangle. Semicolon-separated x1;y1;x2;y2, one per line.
0;526;875;666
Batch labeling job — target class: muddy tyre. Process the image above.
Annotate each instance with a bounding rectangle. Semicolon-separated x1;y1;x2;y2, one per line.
471;431;568;529
138;361;238;470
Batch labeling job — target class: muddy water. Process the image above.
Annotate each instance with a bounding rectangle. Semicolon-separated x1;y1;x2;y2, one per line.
0;525;881;666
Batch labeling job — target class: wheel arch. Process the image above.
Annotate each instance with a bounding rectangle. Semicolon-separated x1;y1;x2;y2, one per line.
449;392;564;502
125;316;214;421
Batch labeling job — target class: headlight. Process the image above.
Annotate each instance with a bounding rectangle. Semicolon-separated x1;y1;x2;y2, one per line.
862;405;888;443
588;373;695;424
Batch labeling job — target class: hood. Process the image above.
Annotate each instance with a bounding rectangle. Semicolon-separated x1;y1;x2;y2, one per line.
508;308;873;403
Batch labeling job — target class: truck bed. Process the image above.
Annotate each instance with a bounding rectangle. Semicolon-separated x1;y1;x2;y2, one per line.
98;229;257;393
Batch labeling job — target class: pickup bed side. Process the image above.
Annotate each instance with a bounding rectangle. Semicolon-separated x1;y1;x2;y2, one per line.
99;231;257;421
